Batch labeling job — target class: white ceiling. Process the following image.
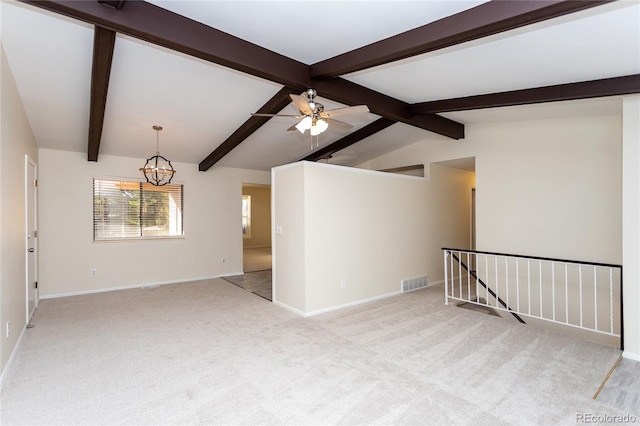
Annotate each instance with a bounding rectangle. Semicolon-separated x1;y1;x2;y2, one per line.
1;0;639;171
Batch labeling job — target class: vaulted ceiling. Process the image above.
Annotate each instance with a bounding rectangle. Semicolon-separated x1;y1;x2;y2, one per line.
2;0;639;171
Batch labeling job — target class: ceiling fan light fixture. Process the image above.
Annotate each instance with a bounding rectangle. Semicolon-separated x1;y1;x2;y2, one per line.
295;116;312;133
310;119;329;136
252;88;367;140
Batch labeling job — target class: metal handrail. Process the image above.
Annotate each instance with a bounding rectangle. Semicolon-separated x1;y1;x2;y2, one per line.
442;248;624;350
442;247;622;269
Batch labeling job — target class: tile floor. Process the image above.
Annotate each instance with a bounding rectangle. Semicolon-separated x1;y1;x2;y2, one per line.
223;270;272;301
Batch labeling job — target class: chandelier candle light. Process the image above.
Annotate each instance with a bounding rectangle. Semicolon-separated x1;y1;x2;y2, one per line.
140;125;175;186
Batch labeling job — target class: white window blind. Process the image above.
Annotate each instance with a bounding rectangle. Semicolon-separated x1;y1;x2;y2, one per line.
93;178;183;241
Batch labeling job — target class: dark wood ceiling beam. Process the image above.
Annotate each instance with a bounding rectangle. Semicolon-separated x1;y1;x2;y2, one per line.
309;0;613;79
312;78;464;139
300;118;396;163
21;0;310;88
410;74;640;113
199;86;299;171
87;26;116;162
22;0;466;149
97;1;126;10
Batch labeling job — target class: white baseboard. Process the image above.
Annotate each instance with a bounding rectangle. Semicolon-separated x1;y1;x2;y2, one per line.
427;279;447;287
274;290;403;318
622;351;640;362
0;325;28;391
40;273;242;300
219;272;245;278
305;290;403;317
272;301;306;316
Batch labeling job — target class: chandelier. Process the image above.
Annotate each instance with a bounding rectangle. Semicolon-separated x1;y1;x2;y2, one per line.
140;125;175;186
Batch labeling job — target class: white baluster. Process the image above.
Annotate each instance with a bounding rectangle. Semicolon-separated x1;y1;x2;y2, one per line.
495;256;499;308
594;266;598;331
444;251;449;305
579;265;584;327
552;262;556;321
475;253;480;304
609;268;614;334
565;263;569;324
450;250;454;299
516;258;520;313
485;255;489;306
505;257;509;310
467;252;471;301
527;260;531;315
539;261;543;318
458;251;462;300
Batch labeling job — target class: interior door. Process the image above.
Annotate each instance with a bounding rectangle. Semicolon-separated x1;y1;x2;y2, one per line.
26;156;38;321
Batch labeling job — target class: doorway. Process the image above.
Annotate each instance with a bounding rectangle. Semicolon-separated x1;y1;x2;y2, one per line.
223;183;273;301
471;187;477;272
25;155;38;322
471;187;477;250
431;156;476;250
241;183;272;272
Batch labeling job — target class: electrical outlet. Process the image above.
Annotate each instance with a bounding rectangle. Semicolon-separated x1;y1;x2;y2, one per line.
6;321;10;338
91;268;97;277
340;280;346;290
221;258;226;263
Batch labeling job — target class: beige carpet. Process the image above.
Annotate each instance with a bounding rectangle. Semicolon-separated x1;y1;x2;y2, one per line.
1;279;631;425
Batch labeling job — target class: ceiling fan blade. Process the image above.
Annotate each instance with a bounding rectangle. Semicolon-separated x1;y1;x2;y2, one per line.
286;124;298;131
325;118;353;130
289;94;313;115
250;113;300;117
320;105;369;118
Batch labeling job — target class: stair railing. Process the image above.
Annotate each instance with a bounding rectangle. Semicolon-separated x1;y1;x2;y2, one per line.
442;248;623;349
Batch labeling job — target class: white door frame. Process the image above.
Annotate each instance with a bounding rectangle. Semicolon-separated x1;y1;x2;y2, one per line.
25;155;38;323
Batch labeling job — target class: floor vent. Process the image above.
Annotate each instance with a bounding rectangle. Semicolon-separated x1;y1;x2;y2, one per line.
402;275;428;292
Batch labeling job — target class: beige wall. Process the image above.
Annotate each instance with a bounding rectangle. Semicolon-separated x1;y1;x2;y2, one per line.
361;114;622;264
272;161;473;316
622;95;640;359
474;118;621;264
38;149;270;297
242;184;271;249
1;45;39;379
271;163;306;311
360;112;633;354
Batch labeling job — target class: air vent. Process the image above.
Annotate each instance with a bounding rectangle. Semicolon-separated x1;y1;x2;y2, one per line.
402;275;428;292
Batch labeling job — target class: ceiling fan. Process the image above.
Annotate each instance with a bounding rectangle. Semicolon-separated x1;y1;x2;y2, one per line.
252;88;369;136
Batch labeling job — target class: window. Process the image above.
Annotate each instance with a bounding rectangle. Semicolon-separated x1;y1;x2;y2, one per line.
242;195;251;238
93;178;183;241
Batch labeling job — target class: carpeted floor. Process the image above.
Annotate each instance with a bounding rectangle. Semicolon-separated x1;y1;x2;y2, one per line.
1;279;635;425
